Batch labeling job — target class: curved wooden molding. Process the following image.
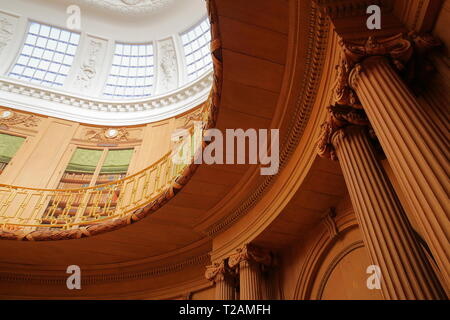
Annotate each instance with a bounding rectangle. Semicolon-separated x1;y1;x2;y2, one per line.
197;0;331;241
0;253;210;285
315;240;364;299
293;210;360;300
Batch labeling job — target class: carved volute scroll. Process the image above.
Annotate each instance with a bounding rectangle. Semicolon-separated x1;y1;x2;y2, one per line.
205;260;234;283
228;244;273;270
322;207;339;239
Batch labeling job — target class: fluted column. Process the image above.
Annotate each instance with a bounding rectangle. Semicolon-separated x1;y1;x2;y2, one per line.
205;260;235;300
238;260;263;300
349;55;450;289
318;104;446;299
229;244;272;300
333;124;445;299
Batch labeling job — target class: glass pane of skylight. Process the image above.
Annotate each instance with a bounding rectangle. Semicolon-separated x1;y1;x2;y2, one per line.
104;43;155;100
181;17;213;83
9;21;80;88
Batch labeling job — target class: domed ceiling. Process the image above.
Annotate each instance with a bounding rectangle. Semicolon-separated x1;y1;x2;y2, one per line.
0;0;211;125
75;0;176;15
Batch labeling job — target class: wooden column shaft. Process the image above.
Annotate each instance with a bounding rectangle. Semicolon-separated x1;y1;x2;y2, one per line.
349;55;450;290
205;261;235;300
333;125;446;299
214;274;236;300
239;260;263;300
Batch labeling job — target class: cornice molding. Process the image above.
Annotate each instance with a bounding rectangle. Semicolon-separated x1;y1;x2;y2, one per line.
0;72;213;126
0;253;210;285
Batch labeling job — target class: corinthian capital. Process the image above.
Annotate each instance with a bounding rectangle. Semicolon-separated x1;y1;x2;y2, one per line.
333;32;441;105
205;260;233;283
228;244;273;269
317;105;370;160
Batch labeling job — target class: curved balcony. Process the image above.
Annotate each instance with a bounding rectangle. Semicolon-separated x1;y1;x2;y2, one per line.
0;95;217;241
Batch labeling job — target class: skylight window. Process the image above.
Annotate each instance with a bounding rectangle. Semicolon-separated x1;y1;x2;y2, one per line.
104;43;155;99
9;22;80;88
181;17;212;83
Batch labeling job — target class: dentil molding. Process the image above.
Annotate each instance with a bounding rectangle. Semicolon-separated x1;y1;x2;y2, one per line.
0;71;213;126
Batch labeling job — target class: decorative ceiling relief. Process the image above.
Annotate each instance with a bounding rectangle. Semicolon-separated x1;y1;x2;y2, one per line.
73;37;108;94
0;109;40;129
0;12;17;57
75;0;175;15
156;38;178;94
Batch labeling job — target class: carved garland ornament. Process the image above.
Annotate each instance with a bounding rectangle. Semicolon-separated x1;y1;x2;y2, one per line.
85;128;129;142
0;109;40;129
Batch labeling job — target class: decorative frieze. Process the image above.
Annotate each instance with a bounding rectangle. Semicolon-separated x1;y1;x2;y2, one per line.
85;127;129;142
0;109;40;129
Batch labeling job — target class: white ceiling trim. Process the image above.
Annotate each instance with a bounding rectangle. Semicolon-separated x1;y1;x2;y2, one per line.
0;71;212;126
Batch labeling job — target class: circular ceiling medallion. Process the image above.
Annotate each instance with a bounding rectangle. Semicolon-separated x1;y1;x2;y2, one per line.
105;128;119;138
76;0;175;15
0;110;14;119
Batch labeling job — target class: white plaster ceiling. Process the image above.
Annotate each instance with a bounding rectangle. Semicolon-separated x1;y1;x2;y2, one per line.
0;0;212;125
74;0;176;15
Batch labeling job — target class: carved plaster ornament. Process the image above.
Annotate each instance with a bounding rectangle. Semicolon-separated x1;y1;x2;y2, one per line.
85;128;129;142
75;0;175;14
75;40;103;91
0;17;13;55
158;39;178;93
0;110;40;129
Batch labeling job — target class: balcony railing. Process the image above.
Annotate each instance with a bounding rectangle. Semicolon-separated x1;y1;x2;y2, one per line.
0;151;184;230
